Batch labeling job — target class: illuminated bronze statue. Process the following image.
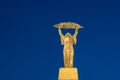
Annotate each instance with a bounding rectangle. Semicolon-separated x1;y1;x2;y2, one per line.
54;22;83;68
58;27;78;67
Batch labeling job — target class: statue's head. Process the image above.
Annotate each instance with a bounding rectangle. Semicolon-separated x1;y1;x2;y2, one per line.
65;33;72;37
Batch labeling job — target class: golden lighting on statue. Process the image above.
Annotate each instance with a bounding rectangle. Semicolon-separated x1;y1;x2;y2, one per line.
54;22;83;80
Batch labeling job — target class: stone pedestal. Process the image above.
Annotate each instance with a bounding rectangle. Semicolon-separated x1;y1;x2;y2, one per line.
58;68;78;80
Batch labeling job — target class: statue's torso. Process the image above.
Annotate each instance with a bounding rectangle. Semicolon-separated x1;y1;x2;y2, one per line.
64;36;74;48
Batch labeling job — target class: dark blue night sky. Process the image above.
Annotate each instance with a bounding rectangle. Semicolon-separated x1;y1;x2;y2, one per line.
0;0;120;80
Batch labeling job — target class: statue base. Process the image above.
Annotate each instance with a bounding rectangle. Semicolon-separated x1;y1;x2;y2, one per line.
58;68;78;80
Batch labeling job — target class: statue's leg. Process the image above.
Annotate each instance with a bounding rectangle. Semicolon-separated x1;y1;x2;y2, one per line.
63;49;66;67
66;48;72;68
64;48;69;67
70;47;74;67
68;50;70;67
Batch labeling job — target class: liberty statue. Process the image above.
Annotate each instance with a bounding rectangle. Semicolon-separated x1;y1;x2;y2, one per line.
54;22;83;68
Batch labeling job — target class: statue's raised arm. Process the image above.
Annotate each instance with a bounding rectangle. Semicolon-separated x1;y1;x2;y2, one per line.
58;28;64;45
73;28;78;44
58;27;64;37
73;28;78;37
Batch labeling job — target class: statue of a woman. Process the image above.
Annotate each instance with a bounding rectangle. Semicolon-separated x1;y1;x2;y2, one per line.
58;28;78;67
